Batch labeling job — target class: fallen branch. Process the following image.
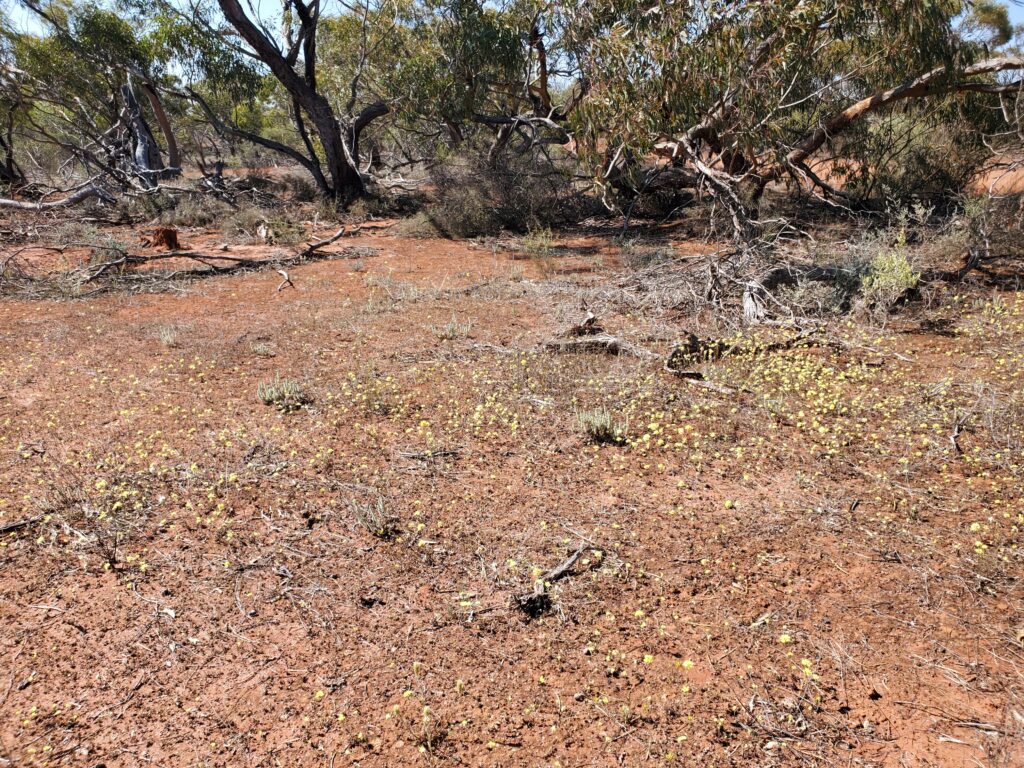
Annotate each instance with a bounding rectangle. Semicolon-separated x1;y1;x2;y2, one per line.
276;269;295;291
81;227;353;285
515;543;589;617
664;368;740;396
0;515;44;535
0;184;114;211
567;311;604;337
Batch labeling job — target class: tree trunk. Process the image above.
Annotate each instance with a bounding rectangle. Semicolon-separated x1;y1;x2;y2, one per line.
0;111;24;186
120;82;165;189
306;99;364;204
215;0;389;205
140;81;181;172
0;134;23;186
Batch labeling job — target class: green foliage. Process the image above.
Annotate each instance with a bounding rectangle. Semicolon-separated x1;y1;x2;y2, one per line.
425;151;595;238
4;0;1022;215
840;112;990;203
143;9;263;101
861;230;921;312
562;0;1001;202
964;0;1014;46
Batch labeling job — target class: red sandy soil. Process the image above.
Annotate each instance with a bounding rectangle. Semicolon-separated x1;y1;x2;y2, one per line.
0;217;1022;767
972;158;1024;195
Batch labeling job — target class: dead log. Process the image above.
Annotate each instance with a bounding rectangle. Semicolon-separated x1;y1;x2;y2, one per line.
0;184;113;211
83;227;350;284
543;333;652;357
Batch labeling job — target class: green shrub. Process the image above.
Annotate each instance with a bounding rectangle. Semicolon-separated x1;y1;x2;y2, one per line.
161;196;232;228
861;230;920;312
390;211;442;238
424;152;599;238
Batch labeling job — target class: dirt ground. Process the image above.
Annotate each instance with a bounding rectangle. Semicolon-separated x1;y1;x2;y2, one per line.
0;217;1022;767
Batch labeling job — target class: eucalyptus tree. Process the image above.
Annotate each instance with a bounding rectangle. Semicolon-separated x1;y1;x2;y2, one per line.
11;1;182;189
143;0;396;203
0;17;26;186
146;1;584;200
387;0;583;161
560;0;1024;235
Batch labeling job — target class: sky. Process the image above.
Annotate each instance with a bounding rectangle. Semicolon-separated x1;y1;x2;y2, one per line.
1011;2;1024;27
3;1;1024;38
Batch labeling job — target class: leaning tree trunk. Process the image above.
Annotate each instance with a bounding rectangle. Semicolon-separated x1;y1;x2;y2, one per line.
121;81;165;189
140;81;181;173
0;136;23;186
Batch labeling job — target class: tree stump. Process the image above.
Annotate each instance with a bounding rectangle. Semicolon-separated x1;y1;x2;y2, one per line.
141;227;180;251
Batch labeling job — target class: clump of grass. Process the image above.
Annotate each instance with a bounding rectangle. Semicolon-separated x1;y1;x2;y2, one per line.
257;377;311;412
522;227;554;257
576;408;628;445
361;292;398;315
50;221;100;246
87;236;129;268
251;341;276;358
350;494;398;540
522;227;556;277
156;324;179;348
431;316;473;341
619;240;676;270
227;206;305;244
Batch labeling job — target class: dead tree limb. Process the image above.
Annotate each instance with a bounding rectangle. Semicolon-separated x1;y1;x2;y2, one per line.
0;516;43;535
0;184;113;210
81;227;352;284
515;543;588;617
753;56;1024;197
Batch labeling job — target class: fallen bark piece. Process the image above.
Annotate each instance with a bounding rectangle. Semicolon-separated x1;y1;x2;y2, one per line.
679;376;739;395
